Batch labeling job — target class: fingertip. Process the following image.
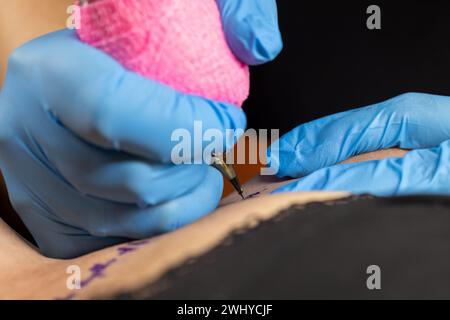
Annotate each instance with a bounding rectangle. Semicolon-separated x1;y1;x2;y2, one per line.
226;18;283;65
268;131;310;178
158;166;224;232
218;0;283;65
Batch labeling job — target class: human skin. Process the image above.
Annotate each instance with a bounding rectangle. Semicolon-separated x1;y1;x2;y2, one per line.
0;0;406;248
0;0;72;84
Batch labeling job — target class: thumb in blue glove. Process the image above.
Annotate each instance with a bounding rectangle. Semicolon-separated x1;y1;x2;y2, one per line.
268;93;450;196
217;0;283;65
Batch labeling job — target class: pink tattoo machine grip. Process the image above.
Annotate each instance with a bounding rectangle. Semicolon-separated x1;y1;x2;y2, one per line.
76;0;250;107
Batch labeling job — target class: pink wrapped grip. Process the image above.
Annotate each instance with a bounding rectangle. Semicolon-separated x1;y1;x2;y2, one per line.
76;0;250;107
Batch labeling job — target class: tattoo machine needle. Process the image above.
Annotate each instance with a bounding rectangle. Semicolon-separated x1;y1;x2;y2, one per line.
211;153;245;200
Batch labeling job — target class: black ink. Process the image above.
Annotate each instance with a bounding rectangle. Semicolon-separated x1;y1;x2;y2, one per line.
246;192;261;199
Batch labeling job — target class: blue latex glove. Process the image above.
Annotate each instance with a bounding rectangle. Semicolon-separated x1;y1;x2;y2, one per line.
0;0;283;259
217;0;283;65
268;93;450;196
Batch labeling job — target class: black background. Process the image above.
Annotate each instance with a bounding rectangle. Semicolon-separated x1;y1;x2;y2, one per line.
244;0;450;134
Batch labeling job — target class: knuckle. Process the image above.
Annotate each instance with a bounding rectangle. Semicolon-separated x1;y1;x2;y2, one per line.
6;42;41;77
121;165;157;205
384;92;424;117
89;224;111;238
82;208;115;239
391;92;423;108
87;72;129;136
76;78;120;145
7;47;27;74
85;97;115;142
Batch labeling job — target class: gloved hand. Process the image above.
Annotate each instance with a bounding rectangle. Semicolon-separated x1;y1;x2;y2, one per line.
268;93;450;196
0;0;283;259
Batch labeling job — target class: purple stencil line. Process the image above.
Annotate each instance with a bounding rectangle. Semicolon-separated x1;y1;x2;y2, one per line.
54;239;152;300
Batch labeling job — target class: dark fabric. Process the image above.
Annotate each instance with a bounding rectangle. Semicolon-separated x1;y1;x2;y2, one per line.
245;1;450;134
114;196;450;299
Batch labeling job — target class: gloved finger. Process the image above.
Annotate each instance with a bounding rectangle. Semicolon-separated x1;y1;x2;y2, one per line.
100;167;223;239
16;166;223;258
10;29;246;163
268;93;450;178
274;140;450;196
3;90;210;207
216;0;283;65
